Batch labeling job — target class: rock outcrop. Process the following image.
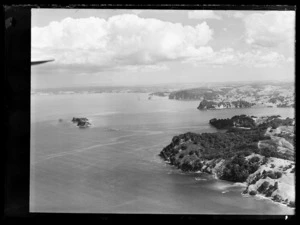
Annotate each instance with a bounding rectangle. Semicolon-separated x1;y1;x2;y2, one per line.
72;117;91;128
243;157;295;207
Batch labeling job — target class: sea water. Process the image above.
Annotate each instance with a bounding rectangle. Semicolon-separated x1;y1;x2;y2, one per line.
30;93;295;214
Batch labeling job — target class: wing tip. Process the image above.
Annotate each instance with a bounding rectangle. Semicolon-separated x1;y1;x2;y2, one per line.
31;59;55;65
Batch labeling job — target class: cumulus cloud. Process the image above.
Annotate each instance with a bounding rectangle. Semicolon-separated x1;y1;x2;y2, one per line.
188;10;221;20
244;11;295;48
32;12;293;74
32;14;213;73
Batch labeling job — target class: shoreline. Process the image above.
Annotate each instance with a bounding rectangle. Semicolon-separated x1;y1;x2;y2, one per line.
165;157;294;211
159;115;295;209
242;192;295;210
164;154;295;209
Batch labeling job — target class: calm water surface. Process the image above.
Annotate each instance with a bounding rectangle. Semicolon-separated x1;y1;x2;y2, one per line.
30;93;295;214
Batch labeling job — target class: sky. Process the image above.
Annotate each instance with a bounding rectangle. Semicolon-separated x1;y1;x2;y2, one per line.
31;9;295;89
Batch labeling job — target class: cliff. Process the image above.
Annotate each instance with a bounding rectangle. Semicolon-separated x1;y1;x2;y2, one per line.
159;115;295;208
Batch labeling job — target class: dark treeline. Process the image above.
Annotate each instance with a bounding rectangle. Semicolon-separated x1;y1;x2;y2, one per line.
209;115;293;130
160;115;294;182
197;100;254;110
209;115;256;129
169;88;225;100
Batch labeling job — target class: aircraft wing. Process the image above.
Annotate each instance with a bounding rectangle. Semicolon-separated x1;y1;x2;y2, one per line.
31;59;54;66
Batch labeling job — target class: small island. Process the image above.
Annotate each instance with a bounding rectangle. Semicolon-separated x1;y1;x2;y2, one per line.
159;115;295;208
72;117;91;128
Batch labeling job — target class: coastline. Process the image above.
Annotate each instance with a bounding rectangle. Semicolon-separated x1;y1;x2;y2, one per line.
242;192;294;211
30;93;295;214
159;115;295;209
165;157;294;212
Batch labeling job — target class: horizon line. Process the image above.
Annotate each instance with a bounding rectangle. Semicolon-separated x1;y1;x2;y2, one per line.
32;79;295;90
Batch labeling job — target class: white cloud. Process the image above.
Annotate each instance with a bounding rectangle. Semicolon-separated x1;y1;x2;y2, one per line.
185;48;289;68
287;57;294;63
244;11;295;48
188;10;221;20
32;14;213;73
237;50;286;67
120;64;169;73
218;11;245;19
32;12;293;74
232;11;244;18
131;10;143;15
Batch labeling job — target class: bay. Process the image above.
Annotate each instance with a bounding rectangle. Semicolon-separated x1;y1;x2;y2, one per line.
30;93;295;214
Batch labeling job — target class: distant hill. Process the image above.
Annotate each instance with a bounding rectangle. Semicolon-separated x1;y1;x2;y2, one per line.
167;82;294;109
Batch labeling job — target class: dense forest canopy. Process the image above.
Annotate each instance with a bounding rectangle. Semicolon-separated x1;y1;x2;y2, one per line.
160;115;295;182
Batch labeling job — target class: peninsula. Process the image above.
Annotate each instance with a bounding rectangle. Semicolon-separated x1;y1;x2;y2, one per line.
159;115;295;208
